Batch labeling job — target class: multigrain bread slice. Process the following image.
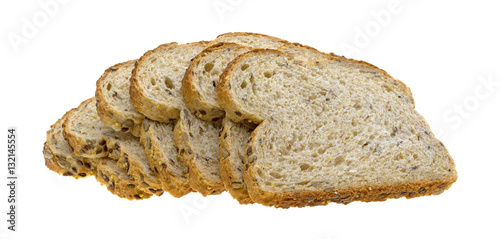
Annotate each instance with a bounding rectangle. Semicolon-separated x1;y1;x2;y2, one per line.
173;109;225;196
182;43;252;122
210;32;289;49
44;111;95;179
139;119;193;198
217;49;457;208
43;110;152;200
104;131;164;196
129;42;206;122
96;59;144;137
94;157;153;200
182;40;331;203
64;97;165;196
219;118;254;204
63;98;114;158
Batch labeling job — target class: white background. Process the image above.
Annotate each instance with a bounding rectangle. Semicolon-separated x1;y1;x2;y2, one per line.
1;0;499;238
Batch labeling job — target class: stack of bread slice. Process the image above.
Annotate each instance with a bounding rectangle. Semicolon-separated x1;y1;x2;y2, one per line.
43;32;457;208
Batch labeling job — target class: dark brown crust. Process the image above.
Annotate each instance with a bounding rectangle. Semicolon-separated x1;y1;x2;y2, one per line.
95;59;143;137
218;118;254;204
173;115;225;196
182;42;249;122
130;42;206;122
243;120;457;208
139;120;193;198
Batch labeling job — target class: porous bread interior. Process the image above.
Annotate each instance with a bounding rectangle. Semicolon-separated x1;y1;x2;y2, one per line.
211;32;288;49
219;117;253;203
177;109;223;188
220;51;457;196
132;43;205;120
141;119;189;184
184;43;251;119
44;113;94;178
104;130;163;194
94;157;152;200
97;60;143;135
277;43;331;63
64;98;114;158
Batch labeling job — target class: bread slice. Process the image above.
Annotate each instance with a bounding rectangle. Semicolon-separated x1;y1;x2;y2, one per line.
63;98;114;158
210;32;289;49
44;110;152;200
219;118;254;204
217;49;458;207
129;42;206;122
181;38;331;203
182;43;251;122
96;59;144;137
44;111;95;179
94;157;153;200
139;118;193;198
64;97;165;196
173;109;225;196
104;131;164;196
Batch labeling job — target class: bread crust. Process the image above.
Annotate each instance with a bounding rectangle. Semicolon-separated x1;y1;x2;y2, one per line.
95;59;143;137
218;118;254;204
130;42;206;122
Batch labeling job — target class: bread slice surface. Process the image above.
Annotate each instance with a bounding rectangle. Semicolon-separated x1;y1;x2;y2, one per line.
104;131;164;196
182;36;331;203
173;109;225;196
63;98;114;158
96;59;144;136
130;42;206;122
139;119;193;198
219;118;254;204
44;111;96;179
94;157;153;200
217;49;457;207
